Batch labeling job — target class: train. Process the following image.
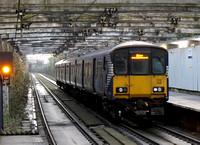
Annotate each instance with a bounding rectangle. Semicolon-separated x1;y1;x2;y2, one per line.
55;41;168;118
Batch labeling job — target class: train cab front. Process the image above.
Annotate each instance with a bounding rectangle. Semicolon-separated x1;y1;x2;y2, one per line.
112;46;168;116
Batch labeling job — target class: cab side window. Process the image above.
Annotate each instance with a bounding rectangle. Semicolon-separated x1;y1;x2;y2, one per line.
114;50;128;75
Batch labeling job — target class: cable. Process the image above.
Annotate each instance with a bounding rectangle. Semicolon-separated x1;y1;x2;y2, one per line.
74;0;97;21
14;0;21;40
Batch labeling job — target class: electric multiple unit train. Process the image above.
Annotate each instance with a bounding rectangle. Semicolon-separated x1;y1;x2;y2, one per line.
55;41;168;118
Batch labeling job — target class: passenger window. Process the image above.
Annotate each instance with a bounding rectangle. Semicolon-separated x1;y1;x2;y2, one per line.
114;50;128;75
85;63;89;77
97;61;102;78
89;62;92;76
71;66;74;75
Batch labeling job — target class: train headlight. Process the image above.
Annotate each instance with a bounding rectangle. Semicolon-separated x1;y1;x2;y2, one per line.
153;87;164;92
153;87;158;92
116;87;127;93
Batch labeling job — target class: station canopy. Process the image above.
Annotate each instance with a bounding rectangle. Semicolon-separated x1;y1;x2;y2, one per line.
0;0;200;57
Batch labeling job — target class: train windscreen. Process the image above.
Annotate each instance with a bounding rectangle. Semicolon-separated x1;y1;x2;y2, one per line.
114;47;167;75
152;50;166;74
130;52;150;74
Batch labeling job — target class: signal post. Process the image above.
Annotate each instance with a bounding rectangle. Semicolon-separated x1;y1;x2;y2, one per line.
0;52;13;134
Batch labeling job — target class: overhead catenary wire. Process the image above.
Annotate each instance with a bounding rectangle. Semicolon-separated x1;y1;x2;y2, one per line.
15;0;21;40
52;0;98;55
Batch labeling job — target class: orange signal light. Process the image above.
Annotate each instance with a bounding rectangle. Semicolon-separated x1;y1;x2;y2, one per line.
131;54;149;60
2;66;10;74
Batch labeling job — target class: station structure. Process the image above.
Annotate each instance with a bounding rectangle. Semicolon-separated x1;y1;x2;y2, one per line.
0;0;199;144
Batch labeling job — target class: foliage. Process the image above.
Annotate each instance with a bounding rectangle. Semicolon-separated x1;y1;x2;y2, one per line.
47;56;56;76
30;56;56;77
3;115;21;133
177;29;196;39
193;14;199;21
3;53;30;133
194;24;200;28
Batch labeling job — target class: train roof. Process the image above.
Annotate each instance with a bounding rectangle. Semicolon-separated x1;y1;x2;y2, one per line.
55;59;65;65
110;41;164;52
62;41;166;62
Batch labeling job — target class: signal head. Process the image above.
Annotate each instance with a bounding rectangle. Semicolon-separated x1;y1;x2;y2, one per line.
2;66;10;74
0;52;13;84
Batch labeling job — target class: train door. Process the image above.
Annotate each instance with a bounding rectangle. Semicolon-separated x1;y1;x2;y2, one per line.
75;60;77;86
64;63;66;83
82;60;84;88
93;58;96;92
55;65;57;80
69;63;71;84
103;57;107;94
113;49;130;99
59;65;61;81
129;51;151;98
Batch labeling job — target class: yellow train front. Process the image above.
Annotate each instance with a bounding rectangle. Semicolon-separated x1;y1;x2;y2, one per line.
55;41;168;117
109;42;168;116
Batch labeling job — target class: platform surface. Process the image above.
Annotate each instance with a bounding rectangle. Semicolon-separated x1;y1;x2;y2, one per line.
168;91;200;112
0;135;47;145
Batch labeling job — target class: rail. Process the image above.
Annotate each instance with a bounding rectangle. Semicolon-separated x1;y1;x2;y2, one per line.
38;74;200;145
153;121;200;145
35;74;102;145
32;74;57;145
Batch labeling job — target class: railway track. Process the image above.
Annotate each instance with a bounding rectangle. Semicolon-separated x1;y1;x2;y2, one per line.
120;119;200;145
36;74;200;145
120;123;159;145
32;74;56;145
153;121;200;145
32;74;102;145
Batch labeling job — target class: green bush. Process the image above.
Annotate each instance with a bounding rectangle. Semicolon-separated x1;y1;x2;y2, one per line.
3;53;30;133
30;56;56;77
